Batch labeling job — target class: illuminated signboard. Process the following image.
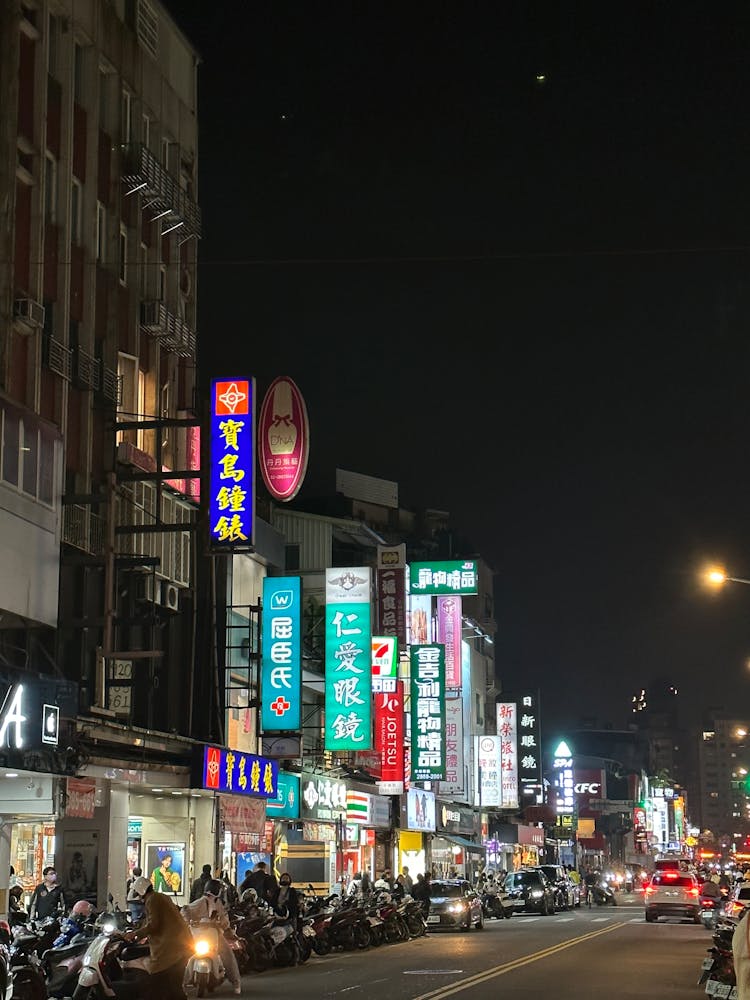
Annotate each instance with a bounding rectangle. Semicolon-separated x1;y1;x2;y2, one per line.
410;643;446;781
409;560;478;596
192;744;278;798
209;377;255;550
266;771;300;819
371;635;397;693
551;738;574;819
497;702;519;809
261;576;302;731
258;376;310;502
516;691;541;792
324;567;372;751
437;596;462;688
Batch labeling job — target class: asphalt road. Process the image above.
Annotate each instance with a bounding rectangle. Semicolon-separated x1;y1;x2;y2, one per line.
225;893;716;1000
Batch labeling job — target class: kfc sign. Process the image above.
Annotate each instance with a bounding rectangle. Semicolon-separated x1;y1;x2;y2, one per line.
574;782;601;795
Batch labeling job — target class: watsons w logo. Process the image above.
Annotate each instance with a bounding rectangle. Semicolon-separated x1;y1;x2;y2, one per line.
270;589;295;610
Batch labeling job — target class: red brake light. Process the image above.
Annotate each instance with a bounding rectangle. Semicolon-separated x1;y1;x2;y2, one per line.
689;888;699;897
663;871;678;880
645;885;655;895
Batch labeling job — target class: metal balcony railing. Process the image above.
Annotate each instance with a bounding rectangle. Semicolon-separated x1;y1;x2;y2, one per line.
62;503;105;555
140;301;196;358
43;335;72;381
121;143;202;244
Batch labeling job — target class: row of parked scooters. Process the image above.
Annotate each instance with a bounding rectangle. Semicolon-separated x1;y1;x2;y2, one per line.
696;908;742;1000
0;884;429;1000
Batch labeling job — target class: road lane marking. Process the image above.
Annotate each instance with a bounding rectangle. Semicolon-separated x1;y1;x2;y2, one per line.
410;920;631;1000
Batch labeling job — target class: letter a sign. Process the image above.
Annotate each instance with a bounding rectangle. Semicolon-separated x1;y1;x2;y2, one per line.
0;685;27;748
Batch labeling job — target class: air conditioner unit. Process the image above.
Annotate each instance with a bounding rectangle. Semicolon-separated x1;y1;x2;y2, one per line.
162;582;180;612
135;575;161;604
14;297;45;329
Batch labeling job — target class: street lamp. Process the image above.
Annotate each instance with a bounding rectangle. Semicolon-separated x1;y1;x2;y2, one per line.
703;568;750;588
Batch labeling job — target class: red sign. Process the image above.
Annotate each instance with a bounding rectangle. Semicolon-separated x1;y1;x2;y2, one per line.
374;681;404;784
205;746;221;789
258;376;310;501
66;778;96;819
214;379;250;416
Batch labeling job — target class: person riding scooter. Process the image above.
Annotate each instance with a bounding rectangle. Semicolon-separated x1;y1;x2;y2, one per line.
180;878;242;995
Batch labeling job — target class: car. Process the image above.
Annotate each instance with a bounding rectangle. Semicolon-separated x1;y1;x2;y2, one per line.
426;879;484;931
725;883;750;919
538;864;579;910
501;868;557;916
644;870;701;923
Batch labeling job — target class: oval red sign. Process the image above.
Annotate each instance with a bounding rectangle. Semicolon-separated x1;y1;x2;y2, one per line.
258;376;310;501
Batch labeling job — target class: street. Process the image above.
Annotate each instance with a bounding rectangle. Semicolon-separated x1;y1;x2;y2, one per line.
233;897;713;1000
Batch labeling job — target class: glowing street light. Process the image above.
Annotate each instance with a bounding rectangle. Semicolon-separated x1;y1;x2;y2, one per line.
703;567;750;588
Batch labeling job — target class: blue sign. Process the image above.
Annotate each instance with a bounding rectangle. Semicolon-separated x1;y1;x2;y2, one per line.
193;744;278;799
261;577;302;731
209;377;255;550
266;771;300;819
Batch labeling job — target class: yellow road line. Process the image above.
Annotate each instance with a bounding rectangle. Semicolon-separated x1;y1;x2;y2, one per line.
412;921;630;1000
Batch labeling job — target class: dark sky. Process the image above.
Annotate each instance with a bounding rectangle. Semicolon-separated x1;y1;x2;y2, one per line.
167;2;750;737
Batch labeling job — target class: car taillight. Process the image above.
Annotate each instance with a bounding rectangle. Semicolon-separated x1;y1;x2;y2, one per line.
689;888;699;897
645;886;655;895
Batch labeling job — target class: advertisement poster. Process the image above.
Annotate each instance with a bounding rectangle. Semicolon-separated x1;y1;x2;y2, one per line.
61;830;99;905
144;843;185;897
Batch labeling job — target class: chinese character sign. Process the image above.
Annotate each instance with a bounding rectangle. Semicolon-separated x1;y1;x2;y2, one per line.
209;378;255;550
258;376;310;502
195;744;278;799
410;644;446;781
376;544;407;649
409;560;478;596
516;690;541;790
374;680;405;790
436;596;462;689
324;567;372;751
496;702;519;809
438;696;465;797
261;577;302;731
475;734;502;807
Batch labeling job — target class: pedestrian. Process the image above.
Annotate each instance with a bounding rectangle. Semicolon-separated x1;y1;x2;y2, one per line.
29;866;66;921
125;875;194;1000
238;868;254;896
181;878;242;995
127;866;143;897
244;861;277;903
412;871;432;922
189;864;213;903
397;866;413;895
268;872;301;925
220;870;239;908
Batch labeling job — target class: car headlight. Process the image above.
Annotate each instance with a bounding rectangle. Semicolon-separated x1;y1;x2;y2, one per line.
448;903;467;913
530;890;543;899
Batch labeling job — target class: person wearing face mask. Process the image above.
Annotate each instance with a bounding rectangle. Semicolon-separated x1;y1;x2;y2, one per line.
268;873;300;926
29;866;66;921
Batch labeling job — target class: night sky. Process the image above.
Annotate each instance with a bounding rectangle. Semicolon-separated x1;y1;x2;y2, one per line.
167;2;750;738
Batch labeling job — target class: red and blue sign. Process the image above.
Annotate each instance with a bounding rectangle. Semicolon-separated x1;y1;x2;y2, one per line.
261;576;302;732
209;377;255;550
192;744;278;798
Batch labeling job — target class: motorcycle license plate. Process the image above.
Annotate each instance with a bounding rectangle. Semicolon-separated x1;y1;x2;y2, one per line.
705;981;717;996
703;959;716;970
302;926;315;938
427;915;440;924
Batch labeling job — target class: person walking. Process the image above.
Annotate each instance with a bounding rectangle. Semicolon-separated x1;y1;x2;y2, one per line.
189;864;213;903
29;866;66;921
397;866;414;895
181;878;242;995
245;862;277;903
412;871;432;925
125;875;195;1000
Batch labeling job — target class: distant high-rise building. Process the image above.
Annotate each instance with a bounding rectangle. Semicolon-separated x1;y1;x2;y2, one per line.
696;714;750;848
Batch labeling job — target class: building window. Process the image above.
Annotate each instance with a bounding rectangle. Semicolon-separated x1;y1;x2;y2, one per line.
98;66;111;129
48;14;58;76
142;113;151;150
159;264;166;301
71;178;82;244
121;88;132;144
119;225;128;284
96;202;107;261
74;43;85;105
44;152;57;224
161;136;170;170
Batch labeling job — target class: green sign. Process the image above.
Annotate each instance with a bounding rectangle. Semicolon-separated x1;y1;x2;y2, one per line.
409;560;478;595
410;644;446;781
324;567;372;751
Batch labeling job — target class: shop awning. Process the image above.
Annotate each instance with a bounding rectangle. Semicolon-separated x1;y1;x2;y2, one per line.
435;834;486;854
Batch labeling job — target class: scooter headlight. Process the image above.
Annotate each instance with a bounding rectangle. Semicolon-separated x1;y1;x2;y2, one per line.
100;920;116;934
194;938;211;957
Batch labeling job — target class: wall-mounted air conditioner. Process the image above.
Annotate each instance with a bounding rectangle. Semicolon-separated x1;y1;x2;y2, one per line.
162;582;180;612
14;297;45;329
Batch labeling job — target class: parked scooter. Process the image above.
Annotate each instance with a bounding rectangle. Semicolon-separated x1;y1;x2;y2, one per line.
698;913;738;994
71;916;150;1000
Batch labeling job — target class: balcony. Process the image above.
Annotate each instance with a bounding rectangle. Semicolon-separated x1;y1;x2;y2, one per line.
42;334;72;381
74;346;101;390
62;503;105;556
121;143;201;245
140;301;196;358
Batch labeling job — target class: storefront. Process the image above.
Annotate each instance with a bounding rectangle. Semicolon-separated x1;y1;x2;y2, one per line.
343;788;392;883
263;770;301;882
294;771;348;893
492;822;545;871
431;799;483;880
397;787;435;878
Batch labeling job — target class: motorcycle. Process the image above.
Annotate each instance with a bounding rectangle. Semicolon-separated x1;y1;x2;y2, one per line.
698;914;737;995
591;879;617;906
184;920;226;998
7;919;54;1000
700;897;720;931
71;921;151;1000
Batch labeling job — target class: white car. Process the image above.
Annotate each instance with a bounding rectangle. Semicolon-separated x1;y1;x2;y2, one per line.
644;871;701;923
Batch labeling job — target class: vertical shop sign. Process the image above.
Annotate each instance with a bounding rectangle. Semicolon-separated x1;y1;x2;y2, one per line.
209;377;255;550
261;576;302;731
324;567;372;750
436;596;462;689
474;734;502;807
516;690;542;792
497;702;519;809
438;696;465;797
376;544;407;649
258;376;310;502
371;636;398;693
409;644;446;781
374;680;404;794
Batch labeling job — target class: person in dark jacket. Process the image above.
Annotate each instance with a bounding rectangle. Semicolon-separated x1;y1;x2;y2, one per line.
126;876;194;1000
244;862;277;903
268;873;300;925
412;871;432;919
29;866;66;921
189;864;213;903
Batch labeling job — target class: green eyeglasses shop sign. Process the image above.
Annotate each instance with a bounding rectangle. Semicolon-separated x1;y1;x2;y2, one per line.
324;567;372;751
410;644;446;781
409;560;478;595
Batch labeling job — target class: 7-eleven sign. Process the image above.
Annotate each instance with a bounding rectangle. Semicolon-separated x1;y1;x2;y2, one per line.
372;636;397;693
